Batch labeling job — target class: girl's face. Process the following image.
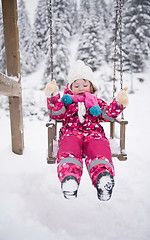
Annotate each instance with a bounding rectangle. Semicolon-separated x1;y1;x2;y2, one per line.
71;79;92;95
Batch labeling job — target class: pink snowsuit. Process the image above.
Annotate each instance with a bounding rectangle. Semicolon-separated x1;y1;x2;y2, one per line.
47;86;124;187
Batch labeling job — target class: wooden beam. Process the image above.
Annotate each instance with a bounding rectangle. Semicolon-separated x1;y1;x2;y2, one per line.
1;0;24;155
0;72;21;97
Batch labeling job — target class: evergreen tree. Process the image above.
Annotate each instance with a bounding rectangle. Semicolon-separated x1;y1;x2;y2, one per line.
80;0;91;15
105;0;116;63
34;0;75;54
34;0;50;55
122;0;150;72
0;7;6;74
69;0;78;36
78;0;89;28
18;0;37;75
93;0;110;63
77;0;106;71
93;0;108;29
30;27;42;68
41;0;72;87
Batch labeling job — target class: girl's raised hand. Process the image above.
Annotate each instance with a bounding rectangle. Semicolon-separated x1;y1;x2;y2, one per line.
116;87;129;107
44;79;58;97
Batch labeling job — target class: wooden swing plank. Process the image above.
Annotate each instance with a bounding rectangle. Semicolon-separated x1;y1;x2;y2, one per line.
112;153;127;161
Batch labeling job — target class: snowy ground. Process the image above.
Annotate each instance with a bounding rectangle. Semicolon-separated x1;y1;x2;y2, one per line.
0;64;150;240
1;0;150;239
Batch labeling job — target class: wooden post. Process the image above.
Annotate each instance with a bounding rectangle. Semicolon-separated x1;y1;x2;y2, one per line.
110;122;115;139
1;0;20;76
1;0;24;154
120;121;126;152
46;122;56;164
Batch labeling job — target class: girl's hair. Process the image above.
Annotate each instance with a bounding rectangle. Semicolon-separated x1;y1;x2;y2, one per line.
90;82;95;93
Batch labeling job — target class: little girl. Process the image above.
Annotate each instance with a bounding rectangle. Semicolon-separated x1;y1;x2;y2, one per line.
45;60;128;201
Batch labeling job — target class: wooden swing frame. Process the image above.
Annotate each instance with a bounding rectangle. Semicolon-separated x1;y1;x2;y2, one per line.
0;0;24;155
46;0;128;164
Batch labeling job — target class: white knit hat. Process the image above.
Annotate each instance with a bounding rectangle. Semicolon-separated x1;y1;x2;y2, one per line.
68;60;98;93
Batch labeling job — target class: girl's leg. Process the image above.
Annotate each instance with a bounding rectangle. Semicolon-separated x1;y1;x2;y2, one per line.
57;135;83;185
83;137;114;187
84;137;115;200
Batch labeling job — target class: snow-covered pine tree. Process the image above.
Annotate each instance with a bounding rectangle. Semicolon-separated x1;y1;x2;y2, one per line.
0;7;6;74
80;0;90;15
77;0;106;71
0;40;6;75
42;0;73;88
92;0;109;63
0;7;9;115
94;0;108;29
104;0;116;64
34;0;75;53
122;0;150;72
29;27;43;70
69;0;78;36
34;0;50;55
42;19;70;88
18;0;37;76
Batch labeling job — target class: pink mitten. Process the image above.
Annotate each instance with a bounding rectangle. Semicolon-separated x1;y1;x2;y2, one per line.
84;92;102;116
84;92;98;108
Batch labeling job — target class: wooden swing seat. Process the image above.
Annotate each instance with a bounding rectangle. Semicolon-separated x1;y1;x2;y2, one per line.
46;118;128;164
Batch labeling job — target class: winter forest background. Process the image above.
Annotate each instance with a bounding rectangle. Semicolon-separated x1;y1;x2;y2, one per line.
0;0;150;118
0;2;150;239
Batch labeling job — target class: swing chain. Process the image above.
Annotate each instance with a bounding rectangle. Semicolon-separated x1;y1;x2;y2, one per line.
48;0;54;81
47;0;54;122
113;0;124;118
113;0;124;95
113;0;119;97
118;0;124;119
118;0;123;90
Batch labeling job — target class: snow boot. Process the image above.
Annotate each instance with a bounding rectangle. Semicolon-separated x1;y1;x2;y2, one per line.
61;175;79;199
96;171;115;201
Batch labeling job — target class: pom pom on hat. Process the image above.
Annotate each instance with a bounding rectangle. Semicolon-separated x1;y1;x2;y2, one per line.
68;60;98;93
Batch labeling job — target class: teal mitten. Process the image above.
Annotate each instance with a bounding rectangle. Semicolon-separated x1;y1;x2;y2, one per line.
62;94;73;104
90;105;102;116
